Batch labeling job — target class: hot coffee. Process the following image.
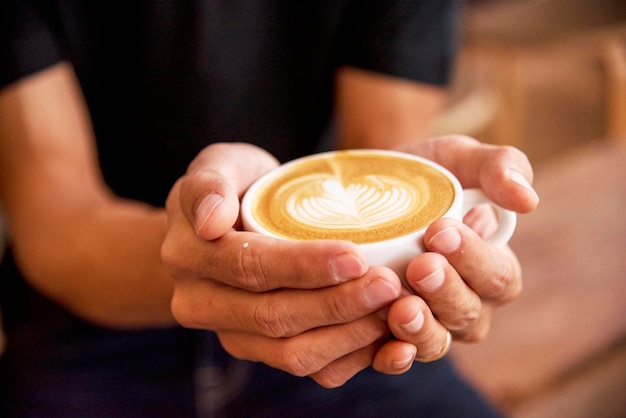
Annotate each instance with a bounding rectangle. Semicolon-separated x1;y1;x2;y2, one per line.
246;150;455;244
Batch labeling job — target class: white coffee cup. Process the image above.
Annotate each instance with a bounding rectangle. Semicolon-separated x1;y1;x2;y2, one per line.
241;149;516;279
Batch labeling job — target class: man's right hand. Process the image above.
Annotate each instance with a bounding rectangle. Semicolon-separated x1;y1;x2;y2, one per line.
161;142;407;388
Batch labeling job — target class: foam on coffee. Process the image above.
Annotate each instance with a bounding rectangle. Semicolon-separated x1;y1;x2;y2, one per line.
251;151;455;244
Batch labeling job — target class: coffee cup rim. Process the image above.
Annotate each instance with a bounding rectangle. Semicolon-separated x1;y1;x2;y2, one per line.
241;149;463;244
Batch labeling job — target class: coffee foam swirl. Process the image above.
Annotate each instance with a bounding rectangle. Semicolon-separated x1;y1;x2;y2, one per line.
250;152;455;243
285;175;425;229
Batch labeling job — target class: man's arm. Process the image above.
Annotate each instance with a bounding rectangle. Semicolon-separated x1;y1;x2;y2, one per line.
0;63;176;328
0;64;401;388
334;66;448;149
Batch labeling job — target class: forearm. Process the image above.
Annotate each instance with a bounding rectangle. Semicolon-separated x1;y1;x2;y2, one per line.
0;63;176;329
8;193;176;329
334;66;447;150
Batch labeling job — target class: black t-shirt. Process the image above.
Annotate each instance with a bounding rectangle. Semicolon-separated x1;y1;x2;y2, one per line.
1;0;457;205
0;1;464;416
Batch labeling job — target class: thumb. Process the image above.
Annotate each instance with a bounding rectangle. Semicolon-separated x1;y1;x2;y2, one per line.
179;142;279;240
398;136;538;213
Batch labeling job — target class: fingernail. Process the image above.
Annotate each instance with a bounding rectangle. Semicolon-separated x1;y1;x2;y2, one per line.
392;353;415;370
363;278;399;308
400;309;424;334
195;193;224;233
507;169;539;203
415;267;445;292
331;252;366;281
428;227;461;254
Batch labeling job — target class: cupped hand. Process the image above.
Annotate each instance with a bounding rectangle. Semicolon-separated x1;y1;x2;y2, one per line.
161;142;402;387
372;135;539;372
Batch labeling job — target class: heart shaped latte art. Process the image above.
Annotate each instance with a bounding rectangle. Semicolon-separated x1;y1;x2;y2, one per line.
283;175;426;229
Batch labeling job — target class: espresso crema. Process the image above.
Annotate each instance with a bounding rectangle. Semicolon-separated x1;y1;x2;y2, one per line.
251;151;455;244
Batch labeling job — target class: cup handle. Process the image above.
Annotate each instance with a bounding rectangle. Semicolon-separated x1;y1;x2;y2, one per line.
461;189;517;247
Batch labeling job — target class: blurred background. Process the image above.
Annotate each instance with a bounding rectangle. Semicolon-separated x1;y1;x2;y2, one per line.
1;0;625;416
437;0;626;157
444;1;626;417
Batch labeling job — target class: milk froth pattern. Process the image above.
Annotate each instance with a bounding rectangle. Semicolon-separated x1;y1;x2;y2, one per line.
283;175;426;229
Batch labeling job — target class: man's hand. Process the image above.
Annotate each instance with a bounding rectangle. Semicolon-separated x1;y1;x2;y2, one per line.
372;135;539;373
161;142;403;388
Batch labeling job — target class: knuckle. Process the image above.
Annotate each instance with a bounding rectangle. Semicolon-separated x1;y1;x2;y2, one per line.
415;335;442;360
179;172;210;206
445;304;481;332
326;294;353;324
165;178;183;210
495;145;524;162
171;291;201;328
483;262;517;301
160;233;200;281
183;167;214;186
312;369;349;389
503;275;523;303
462;321;491;343
160;240;184;277
278;344;316;377
217;335;246;360
253;298;294;338
230;245;271;291
343;320;382;348
482;145;524;174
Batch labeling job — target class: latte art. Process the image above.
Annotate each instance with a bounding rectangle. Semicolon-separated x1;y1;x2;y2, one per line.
248;151;456;244
285;175;426;229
